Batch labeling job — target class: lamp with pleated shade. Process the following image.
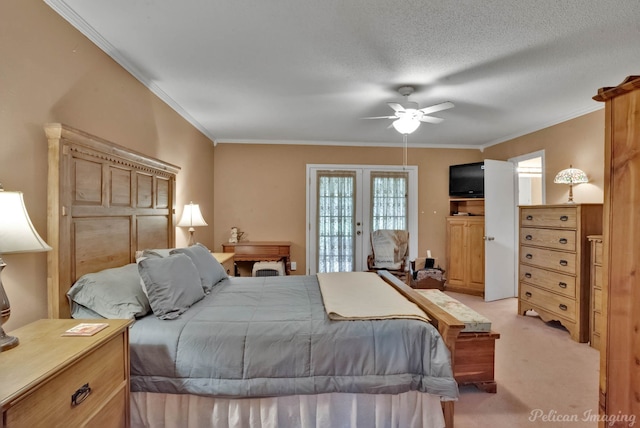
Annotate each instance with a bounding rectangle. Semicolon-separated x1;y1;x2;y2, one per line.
0;185;52;351
177;202;208;246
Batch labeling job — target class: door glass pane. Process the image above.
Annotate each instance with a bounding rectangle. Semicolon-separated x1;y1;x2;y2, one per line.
317;171;356;272
370;171;408;231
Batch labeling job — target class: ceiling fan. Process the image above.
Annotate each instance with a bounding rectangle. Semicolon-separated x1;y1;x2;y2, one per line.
363;86;455;134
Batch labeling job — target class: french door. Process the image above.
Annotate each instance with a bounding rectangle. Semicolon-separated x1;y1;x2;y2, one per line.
306;164;417;274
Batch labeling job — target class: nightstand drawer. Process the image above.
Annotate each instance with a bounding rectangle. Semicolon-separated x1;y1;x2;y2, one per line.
5;333;126;428
519;264;576;298
520;246;577;275
520;228;576;251
520;283;576;322
520;207;577;229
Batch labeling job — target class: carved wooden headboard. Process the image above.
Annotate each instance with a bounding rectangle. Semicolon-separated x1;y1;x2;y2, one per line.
44;124;181;318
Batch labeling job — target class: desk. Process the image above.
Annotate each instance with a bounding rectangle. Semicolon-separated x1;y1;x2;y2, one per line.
222;241;291;275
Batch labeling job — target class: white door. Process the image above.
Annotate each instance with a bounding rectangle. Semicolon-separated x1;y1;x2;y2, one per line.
484;159;517;301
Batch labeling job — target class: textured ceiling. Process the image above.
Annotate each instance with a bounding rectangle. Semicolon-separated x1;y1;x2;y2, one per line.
45;0;640;149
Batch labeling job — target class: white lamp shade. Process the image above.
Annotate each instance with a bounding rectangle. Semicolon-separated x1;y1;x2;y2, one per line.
392;117;420;135
177;202;208;228
0;190;51;254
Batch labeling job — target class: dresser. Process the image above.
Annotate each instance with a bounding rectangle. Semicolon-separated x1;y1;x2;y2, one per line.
587;235;603;351
1;319;132;428
518;204;602;342
593;75;640;421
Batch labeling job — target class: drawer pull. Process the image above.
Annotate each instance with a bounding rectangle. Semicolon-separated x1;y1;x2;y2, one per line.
559;238;568;244
558;282;568;288
526;254;533;259
526;215;533;220
560;215;569;221
559;304;568;311
524;273;532;278
559;260;568;266
525;292;532;298
525;235;533;240
71;383;91;406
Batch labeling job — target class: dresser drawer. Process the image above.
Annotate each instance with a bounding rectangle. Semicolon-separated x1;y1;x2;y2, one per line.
5;334;126;428
520;283;576;321
520;207;577;229
519;264;576;298
520;246;577;275
520;228;576;251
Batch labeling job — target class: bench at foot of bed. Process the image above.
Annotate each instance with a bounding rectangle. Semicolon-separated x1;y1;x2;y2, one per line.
416;289;500;393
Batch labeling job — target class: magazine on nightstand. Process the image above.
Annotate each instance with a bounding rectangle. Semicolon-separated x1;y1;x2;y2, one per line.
62;322;109;337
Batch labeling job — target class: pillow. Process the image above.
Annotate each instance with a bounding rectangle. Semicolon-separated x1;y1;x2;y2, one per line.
67;263;151;319
140;248;174;259
138;253;205;320
171;243;227;293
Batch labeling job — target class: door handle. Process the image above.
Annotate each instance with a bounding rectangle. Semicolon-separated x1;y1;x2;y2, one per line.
483;236;495;241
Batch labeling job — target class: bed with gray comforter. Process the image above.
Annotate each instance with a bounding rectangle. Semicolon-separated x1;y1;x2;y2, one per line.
129;274;459;400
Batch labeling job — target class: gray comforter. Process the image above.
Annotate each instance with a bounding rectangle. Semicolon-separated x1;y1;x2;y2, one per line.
129;275;458;399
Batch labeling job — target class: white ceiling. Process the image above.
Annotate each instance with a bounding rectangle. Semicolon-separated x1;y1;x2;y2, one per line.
45;0;640;149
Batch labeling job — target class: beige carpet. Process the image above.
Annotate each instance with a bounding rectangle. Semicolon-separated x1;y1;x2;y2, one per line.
448;292;600;428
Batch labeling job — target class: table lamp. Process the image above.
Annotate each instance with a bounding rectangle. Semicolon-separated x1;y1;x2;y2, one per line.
177;202;208;246
0;185;52;351
553;165;588;203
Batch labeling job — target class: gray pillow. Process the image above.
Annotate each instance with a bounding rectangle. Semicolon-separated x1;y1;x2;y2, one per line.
171;243;227;293
67;263;151;319
138;253;205;320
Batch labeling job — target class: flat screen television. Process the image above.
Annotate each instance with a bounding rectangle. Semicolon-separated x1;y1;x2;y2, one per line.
449;161;485;198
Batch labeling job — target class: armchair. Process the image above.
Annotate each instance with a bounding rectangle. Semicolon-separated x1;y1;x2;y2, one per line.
367;229;409;282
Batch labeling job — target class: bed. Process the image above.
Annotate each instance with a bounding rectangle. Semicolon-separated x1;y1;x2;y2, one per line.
44;123;465;428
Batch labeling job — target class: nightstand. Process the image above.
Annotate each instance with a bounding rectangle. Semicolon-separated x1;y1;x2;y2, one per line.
0;319;133;428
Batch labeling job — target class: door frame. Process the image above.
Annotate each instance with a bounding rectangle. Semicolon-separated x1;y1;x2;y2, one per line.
306;164;418;275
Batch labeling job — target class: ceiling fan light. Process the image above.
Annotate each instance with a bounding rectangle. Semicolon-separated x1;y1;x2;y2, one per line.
392;117;420;134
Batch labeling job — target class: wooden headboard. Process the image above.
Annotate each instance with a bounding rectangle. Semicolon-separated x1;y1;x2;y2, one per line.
44;124;181;318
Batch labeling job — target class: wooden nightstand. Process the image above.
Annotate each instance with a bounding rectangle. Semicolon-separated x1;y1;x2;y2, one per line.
0;319;133;428
212;252;235;276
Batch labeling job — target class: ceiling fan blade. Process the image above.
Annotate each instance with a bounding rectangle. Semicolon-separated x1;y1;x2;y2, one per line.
361;115;397;120
419;101;455;115
387;102;405;113
419;115;445;124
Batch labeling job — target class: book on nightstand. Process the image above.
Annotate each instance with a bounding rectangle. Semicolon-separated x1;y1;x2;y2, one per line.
61;322;109;337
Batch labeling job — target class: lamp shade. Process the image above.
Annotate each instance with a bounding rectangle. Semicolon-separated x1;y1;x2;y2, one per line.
0;189;52;254
177;202;208;228
392;117;420;135
553;166;588;185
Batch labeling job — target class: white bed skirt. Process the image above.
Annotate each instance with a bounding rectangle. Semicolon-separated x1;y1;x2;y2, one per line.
131;391;446;428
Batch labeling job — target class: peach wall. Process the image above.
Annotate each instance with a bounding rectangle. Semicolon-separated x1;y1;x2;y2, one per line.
483;110;605;204
1;1;215;329
213;110;606;276
213;143;483;275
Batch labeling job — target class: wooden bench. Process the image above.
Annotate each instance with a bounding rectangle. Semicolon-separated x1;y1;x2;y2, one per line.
416;289;500;393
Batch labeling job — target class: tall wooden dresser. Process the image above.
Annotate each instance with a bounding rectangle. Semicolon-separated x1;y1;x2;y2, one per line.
518;204;602;342
593;75;640;424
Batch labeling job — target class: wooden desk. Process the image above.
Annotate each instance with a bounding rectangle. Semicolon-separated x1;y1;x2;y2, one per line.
222;241;291;275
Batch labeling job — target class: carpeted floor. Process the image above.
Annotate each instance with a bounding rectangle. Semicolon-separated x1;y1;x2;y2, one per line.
447;291;600;428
